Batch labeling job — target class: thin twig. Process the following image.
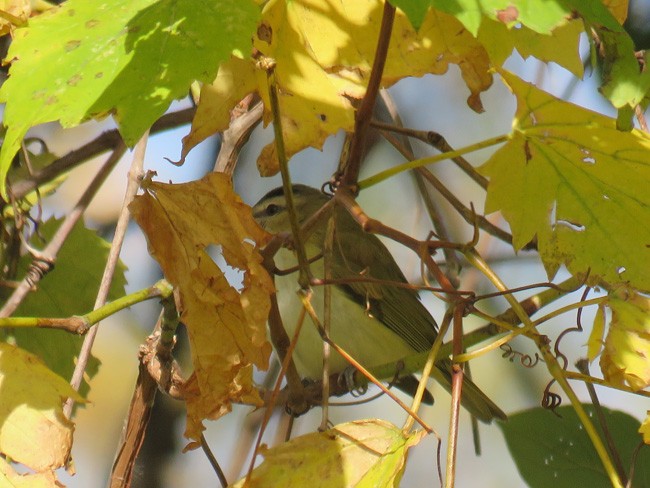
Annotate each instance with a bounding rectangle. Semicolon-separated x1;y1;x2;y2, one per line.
10;108;195;200
200;434;229;488
634;105;648;132
0;142;127;319
576;359;628;484
377;90;463;286
417;167;530;249
563;371;650;398
0;280;172;333
265;61;311;289
358;134;509;189
370;119;488;189
214;101;264;175
445;304;466;488
320;215;335;431
65;130;149;417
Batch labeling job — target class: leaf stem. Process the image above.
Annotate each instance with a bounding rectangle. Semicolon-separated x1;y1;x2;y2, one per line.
358;134;509;189
0;280;173;333
403;309;453;434
265;62;311;289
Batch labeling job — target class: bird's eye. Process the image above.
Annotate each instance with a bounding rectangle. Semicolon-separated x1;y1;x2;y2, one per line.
265;203;281;216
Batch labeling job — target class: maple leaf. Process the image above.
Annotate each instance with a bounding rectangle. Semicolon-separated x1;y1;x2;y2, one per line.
481;70;650;292
478;18;584;76
181;1;491;173
0;342;83;473
230;419;425;487
130;173;273;445
640;411;650;444
599;290;650;391
0;0;259;198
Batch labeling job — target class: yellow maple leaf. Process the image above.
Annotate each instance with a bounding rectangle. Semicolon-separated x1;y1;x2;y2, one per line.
181;56;258;162
640;411;650;444
602;0;629;24
182;1;491;172
130;173;273;445
478;18;584;77
481;70;650;292
0;342;82;472
230;419;425;487
600;290;650;391
587;303;606;362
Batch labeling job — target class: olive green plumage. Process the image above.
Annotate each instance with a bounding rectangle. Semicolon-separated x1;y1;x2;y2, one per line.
253;184;506;423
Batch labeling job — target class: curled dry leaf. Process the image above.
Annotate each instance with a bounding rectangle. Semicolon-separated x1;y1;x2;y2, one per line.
130;173;274;446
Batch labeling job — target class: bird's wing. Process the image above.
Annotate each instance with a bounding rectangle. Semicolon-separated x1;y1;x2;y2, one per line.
328;213;438;352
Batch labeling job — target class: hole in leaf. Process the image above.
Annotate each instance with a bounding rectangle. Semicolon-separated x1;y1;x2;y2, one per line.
579;147;596;164
205;244;245;291
617;266;626;275
556;220;585;232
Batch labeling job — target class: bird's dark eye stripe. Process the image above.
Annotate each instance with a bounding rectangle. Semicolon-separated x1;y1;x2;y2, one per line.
265;203;281;215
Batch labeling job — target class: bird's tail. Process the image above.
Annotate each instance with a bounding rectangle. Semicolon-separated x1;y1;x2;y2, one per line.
432;359;507;423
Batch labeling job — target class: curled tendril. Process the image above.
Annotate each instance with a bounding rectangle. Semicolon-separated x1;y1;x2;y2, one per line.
554;286;592;372
25;257;54;288
323;180;337;195
542;380;563;415
339;368;368;398
500;344;542;368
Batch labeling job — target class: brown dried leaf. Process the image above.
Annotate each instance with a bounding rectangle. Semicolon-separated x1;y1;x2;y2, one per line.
0;457;63;487
130;173;273;444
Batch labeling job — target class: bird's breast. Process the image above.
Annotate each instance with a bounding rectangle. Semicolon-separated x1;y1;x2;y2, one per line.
272;247;414;379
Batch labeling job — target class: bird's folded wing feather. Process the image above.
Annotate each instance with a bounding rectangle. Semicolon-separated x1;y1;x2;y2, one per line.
329;215;438;352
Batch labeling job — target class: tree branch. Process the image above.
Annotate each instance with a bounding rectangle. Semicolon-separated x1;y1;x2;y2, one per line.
0;143;127;318
10;107;195;200
339;2;395;189
65;130;150;418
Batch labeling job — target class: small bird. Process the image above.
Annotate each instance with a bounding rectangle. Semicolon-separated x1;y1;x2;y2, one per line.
253;184;506;422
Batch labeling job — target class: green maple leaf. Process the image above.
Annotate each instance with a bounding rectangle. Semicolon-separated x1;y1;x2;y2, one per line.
430;0;572;36
10;218;127;396
481;70;650;292
0;0;260;198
